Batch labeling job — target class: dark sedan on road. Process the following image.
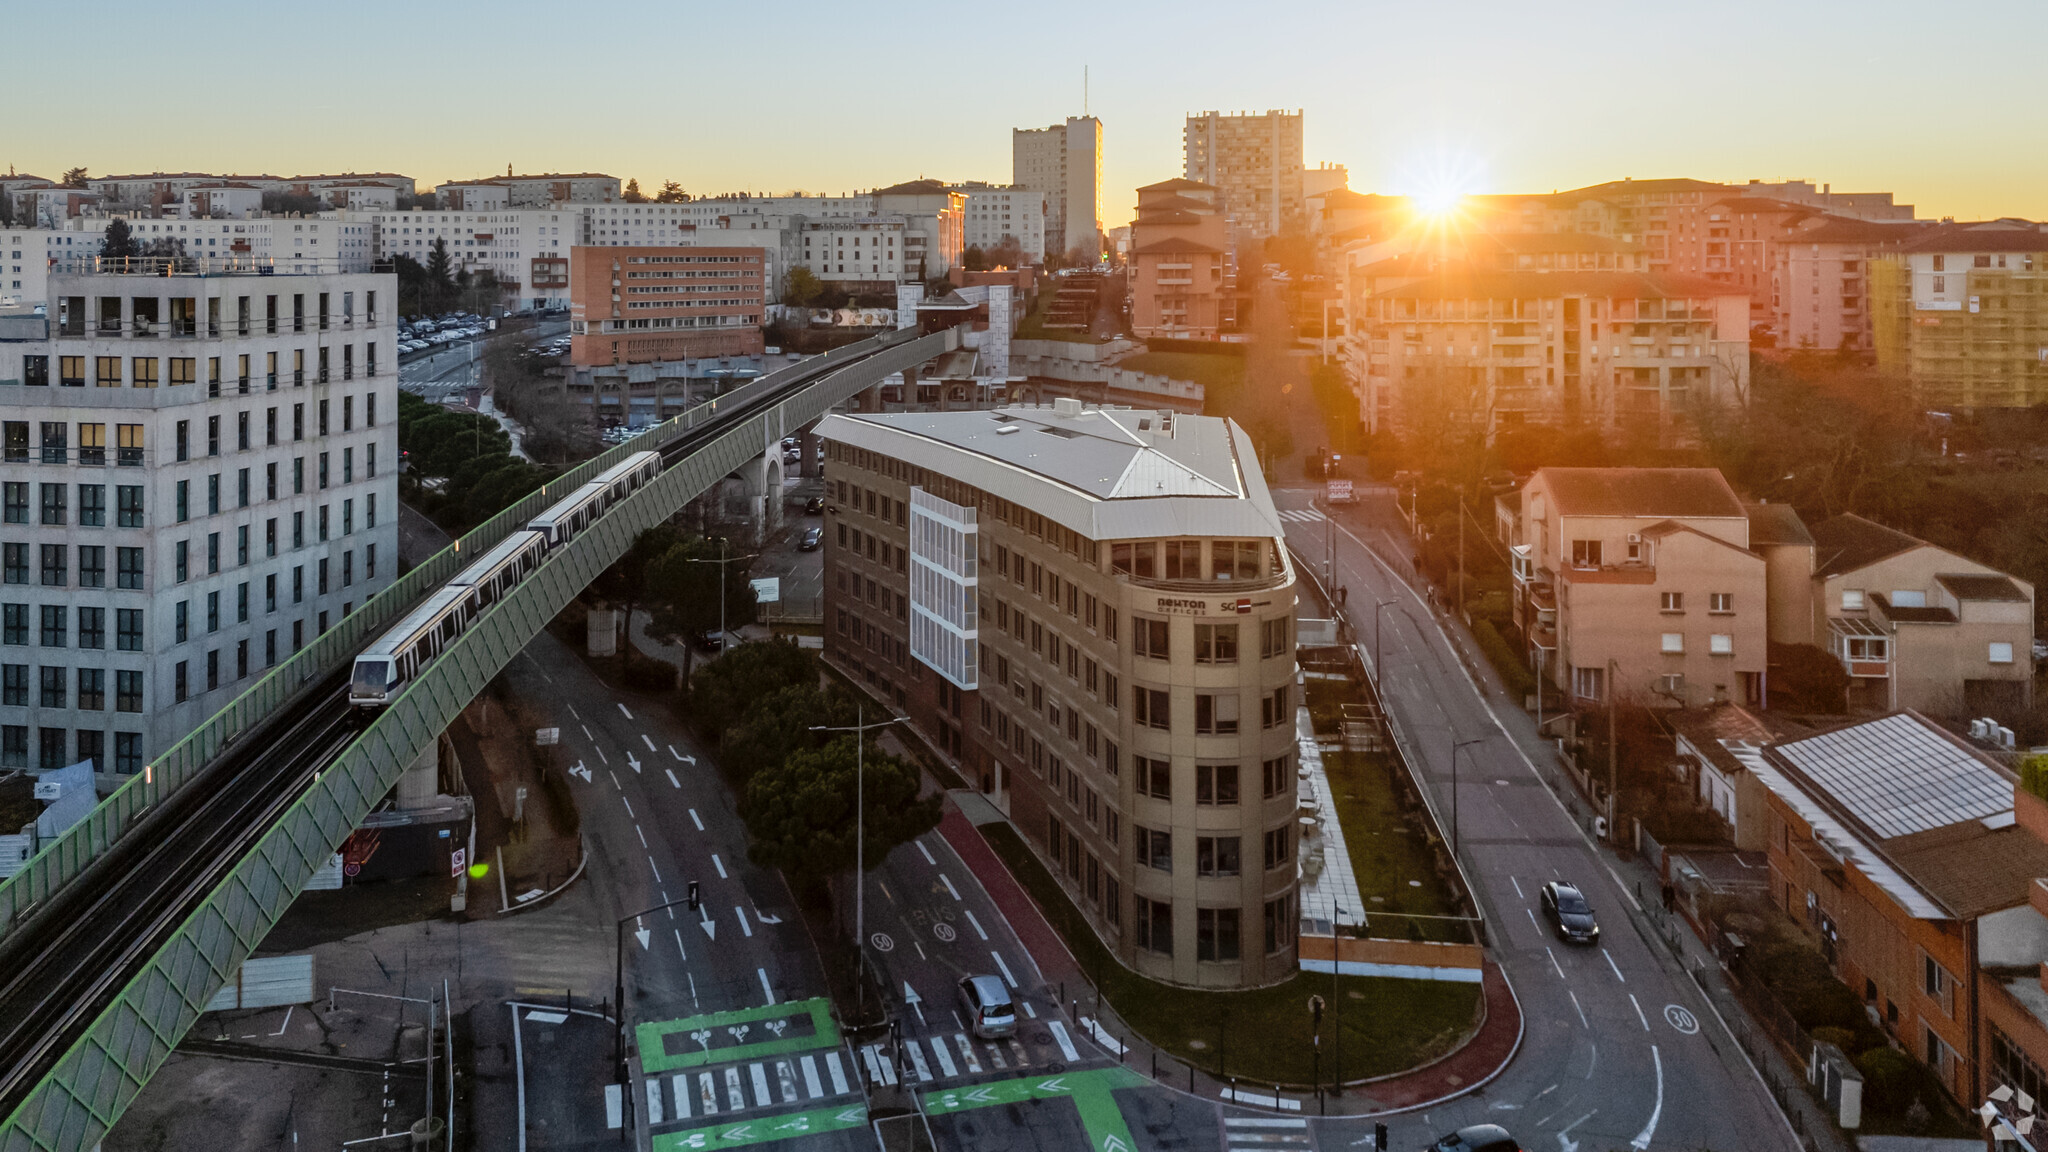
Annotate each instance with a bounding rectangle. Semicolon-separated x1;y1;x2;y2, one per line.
799;526;822;551
804;496;824;515
1539;881;1600;944
1427;1124;1520;1152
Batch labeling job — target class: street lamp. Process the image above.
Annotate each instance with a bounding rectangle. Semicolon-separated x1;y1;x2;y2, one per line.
685;538;758;653
1450;737;1486;857
1371;599;1398;690
810;702;906;1021
614;891;702;1099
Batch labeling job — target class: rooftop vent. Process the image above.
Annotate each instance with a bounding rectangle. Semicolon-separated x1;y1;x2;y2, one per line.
995;425;1022;435
1052;397;1083;418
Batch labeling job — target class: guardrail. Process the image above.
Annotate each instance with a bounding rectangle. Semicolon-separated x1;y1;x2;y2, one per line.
0;327;952;1151
0;327;925;943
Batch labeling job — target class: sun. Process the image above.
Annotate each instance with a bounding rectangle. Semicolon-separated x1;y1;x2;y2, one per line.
1397;146;1488;225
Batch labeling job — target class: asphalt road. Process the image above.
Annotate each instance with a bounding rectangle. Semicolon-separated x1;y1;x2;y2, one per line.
1273;487;1795;1152
492;631;867;1151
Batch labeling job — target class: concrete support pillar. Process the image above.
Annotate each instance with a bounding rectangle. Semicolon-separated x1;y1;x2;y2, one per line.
395;737;439;810
587;606;618;656
735;450;783;545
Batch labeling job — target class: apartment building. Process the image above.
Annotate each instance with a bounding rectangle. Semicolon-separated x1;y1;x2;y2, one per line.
949;182;1046;261
0;226;110;307
1182;110;1304;242
437;173;621;210
1736;180;1916;222
1128;180;1232;340
1756;711;2048;1107
1345;245;1750;437
1807;513;2035;718
279;173;417;204
1014;117;1104;261
567;244;764;373
1771;217;1934;353
817;402;1301;988
1503;468;1768;709
364;208;575;311
0;262;396;770
1873;219;2048;411
87;173;284;213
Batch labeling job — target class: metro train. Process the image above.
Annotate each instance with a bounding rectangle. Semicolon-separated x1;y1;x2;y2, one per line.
348;450;663;708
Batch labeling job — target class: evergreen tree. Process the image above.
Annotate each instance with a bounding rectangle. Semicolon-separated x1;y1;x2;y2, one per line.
100;219;136;259
622;178;646;203
60;167;87;189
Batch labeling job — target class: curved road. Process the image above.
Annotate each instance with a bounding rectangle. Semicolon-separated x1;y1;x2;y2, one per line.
1278;487;1796;1152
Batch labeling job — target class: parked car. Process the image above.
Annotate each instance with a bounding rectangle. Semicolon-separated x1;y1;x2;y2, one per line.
803;496;824;515
689;629;726;652
799;526;822;551
1426;1124;1521;1152
957;975;1015;1039
1539;881;1600;945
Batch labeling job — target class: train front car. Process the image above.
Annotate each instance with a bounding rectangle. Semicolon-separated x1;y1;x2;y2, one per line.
349;654;399;708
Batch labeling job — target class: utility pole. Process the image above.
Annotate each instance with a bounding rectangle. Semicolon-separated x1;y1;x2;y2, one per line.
1456;493;1466;622
810;705;906;1022
686;538;757;651
1606;657;1619;843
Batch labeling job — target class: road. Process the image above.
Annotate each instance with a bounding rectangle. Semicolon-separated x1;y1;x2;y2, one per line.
399;319;568;405
1273;488;1795;1152
492;630;866;1151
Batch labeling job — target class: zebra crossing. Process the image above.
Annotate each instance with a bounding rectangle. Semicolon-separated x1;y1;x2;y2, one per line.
1224;1116;1313;1149
1278;509;1327;524
856;1022;1082;1087
637;1049;855;1129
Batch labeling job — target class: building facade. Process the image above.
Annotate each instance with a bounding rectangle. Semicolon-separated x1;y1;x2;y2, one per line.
1128;180;1232;340
1182;110;1305;242
949;183;1046;261
818;402;1301;988
0;263;397;770
364;208;576;312
438;173;621;209
1872;219;2048;411
568;245;765;370
1770;218;1933;353
1013;117;1104;261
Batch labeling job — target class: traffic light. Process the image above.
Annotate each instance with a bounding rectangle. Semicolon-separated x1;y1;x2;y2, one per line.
1374;1123;1388;1151
687;881;700;911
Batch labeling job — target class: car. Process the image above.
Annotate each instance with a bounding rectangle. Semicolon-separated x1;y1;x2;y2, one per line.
781;436;799;450
1427;1124;1521;1152
1539;881;1600;944
798;526;822;551
957;975;1015;1039
689;629;726;652
803;496;824;515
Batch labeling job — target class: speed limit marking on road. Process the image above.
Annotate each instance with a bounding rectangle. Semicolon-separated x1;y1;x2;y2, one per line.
933;923;957;942
1664;1004;1700;1034
871;932;895;952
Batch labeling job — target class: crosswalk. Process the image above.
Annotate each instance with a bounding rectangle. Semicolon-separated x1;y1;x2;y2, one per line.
633;1050;854;1129
1225;1116;1313;1150
857;1023;1083;1087
1278;509;1327;524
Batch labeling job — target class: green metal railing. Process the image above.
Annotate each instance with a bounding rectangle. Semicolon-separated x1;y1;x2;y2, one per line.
0;327;950;1150
0;327;922;942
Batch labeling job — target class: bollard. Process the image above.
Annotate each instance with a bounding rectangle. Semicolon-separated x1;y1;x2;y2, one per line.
1151;1050;1157;1079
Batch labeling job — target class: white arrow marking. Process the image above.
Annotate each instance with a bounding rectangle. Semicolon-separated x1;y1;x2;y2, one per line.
1103;1136;1130;1152
1630;1046;1663;1150
627;753;641;773
569;761;591;782
964;1088;996;1104
700;909;717;939
642;734;658;752
1557;1109;1596;1152
619;703;634;720
720;1126;753;1140
902;982;922;1004
1036;1077;1068;1093
671;745;696;764
835;1108;862;1124
635;925;652;950
753;908;783;925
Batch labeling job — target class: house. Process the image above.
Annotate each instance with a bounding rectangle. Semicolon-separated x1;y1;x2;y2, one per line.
1756;711;2048;1106
1809;514;2035;719
1669;704;1808;851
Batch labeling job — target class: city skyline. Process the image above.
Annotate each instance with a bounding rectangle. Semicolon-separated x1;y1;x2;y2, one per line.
9;0;2047;225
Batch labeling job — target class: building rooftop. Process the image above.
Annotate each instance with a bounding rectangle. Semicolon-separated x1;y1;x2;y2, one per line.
1132;238;1222;256
1553;177;1730;200
1478;232;1647;255
817;405;1286;544
1533;467;1747;520
1790;217;1936;245
1810;512;1921;577
1936;573;2029;602
871;179;950;197
1137;178;1218;194
1900;219;2048;254
1743;503;1814;547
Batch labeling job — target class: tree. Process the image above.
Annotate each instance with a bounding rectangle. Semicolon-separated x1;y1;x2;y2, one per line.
655;180;688;204
425;237;455;314
1768;642;1850;714
592;523;686;642
962;245;988;272
99;219;136;260
0;194;13;228
59;168;87;189
739;735;941;883
721;681;860;783
984;238;1026;270
622;178;646;203
781;266;823;309
686;638;816;738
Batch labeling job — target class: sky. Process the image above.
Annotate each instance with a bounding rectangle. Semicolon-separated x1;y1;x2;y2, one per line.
11;0;2048;226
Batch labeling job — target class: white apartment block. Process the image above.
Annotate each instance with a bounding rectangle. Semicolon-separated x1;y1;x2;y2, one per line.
1;226;111;309
3;218;374;312
362;209;575;312
1183;109;1306;241
437;173;621;210
951;183;1046;259
0;265;397;772
1014;117;1104;261
800;218;909;283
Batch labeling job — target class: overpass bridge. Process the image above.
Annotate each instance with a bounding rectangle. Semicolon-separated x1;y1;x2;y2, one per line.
0;326;956;1150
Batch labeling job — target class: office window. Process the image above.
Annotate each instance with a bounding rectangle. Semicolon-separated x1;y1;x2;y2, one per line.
0;604;21;646
1135;896;1172;956
38;545;64;587
1137;826;1172;871
1;544;22;585
1136;756;1171;800
117;546;143;590
117;609;142;651
1196;763;1240;805
37;727;66;769
1195;694;1239;735
39;666;65;708
175;479;189;522
0;483;22;524
0;665;22;706
116;669;142;712
1195;622;1238;664
1264;895;1295;954
1260;685;1290;728
1196;907;1240;962
1264;824;1293;871
175;600;189;643
75;606;104;653
174;661;187;702
1261;615;1290;659
79;484;105;526
77;668;103;711
114;732;140;773
0;725;22;767
117;485;144;527
206;591;220;633
1196;836;1241;878
1133;616;1169;659
1262;755;1291;798
39;483;65;525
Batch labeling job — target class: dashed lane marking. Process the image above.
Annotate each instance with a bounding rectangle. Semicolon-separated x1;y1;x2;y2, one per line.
713;854;727;879
619;703;634;720
917;840;936;865
963;910;988;940
643;734;658;751
666;769;681;788
938;873;961;900
690;809;704;831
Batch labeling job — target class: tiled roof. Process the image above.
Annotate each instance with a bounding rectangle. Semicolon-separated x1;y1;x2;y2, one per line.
1889;824;2048;920
1871;593;1957;624
1132;238;1221;256
1533;467;1746;520
1936;573;2029;602
1555;177;1731;198
1137;178;1217;193
1790;218;1936;245
1900;220;2048;254
1810;513;1921;577
1744;503;1813;547
1478;232;1645;254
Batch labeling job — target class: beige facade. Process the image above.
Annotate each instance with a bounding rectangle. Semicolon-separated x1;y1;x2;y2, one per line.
818;404;1301;988
1182;110;1304;242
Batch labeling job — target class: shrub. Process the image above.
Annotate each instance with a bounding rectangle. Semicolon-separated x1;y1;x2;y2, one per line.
622;655;678;694
1854;1046;1922;1117
1470;618;1537;700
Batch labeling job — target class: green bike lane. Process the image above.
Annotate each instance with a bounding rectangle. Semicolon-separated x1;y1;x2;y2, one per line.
651;1066;1152;1152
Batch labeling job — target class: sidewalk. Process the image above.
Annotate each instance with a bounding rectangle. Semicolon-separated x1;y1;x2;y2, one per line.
936;793;1524;1116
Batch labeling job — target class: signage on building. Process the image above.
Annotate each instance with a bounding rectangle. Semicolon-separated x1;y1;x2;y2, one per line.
450;847;467;878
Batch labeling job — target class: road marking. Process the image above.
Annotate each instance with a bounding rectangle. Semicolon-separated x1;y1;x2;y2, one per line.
1603;949;1626;983
619;703;634;720
595;746;608;764
666;769;681;788
581;724;595;742
671;1073;690;1119
643;734;658;752
1546;947;1565;979
736;906;753;937
1526;909;1540;932
758;967;774;1004
985;1040;1007;1069
939;873;961;900
649;860;663;884
725;1066;745;1110
567;704;581;720
954;1033;982;1074
675;929;688;961
689;972;699;1009
913;940;926;960
1663;1004;1700;1034
1510;875;1524;898
1557;1110;1597;1152
1021;1000;1035;1019
1630;993;1650;1031
990;951;1018;988
689;809;704;831
635;824;648;848
905;1039;934;1081
1568;990;1589;1029
928;1036;958;1077
1629;1046;1664;1150
604;1083;622;1128
646;1078;664;1124
801;1054;824;1098
609;770;621;789
699;1071;718;1115
861;1045;896;1087
713;854;727;879
777;1060;799;1103
963;910;988;940
1227;1118;1309;1128
917;840;936;865
826;1051;849;1095
1049;1020;1079;1062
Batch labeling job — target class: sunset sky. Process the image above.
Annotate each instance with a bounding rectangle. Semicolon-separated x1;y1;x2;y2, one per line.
12;0;2047;224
